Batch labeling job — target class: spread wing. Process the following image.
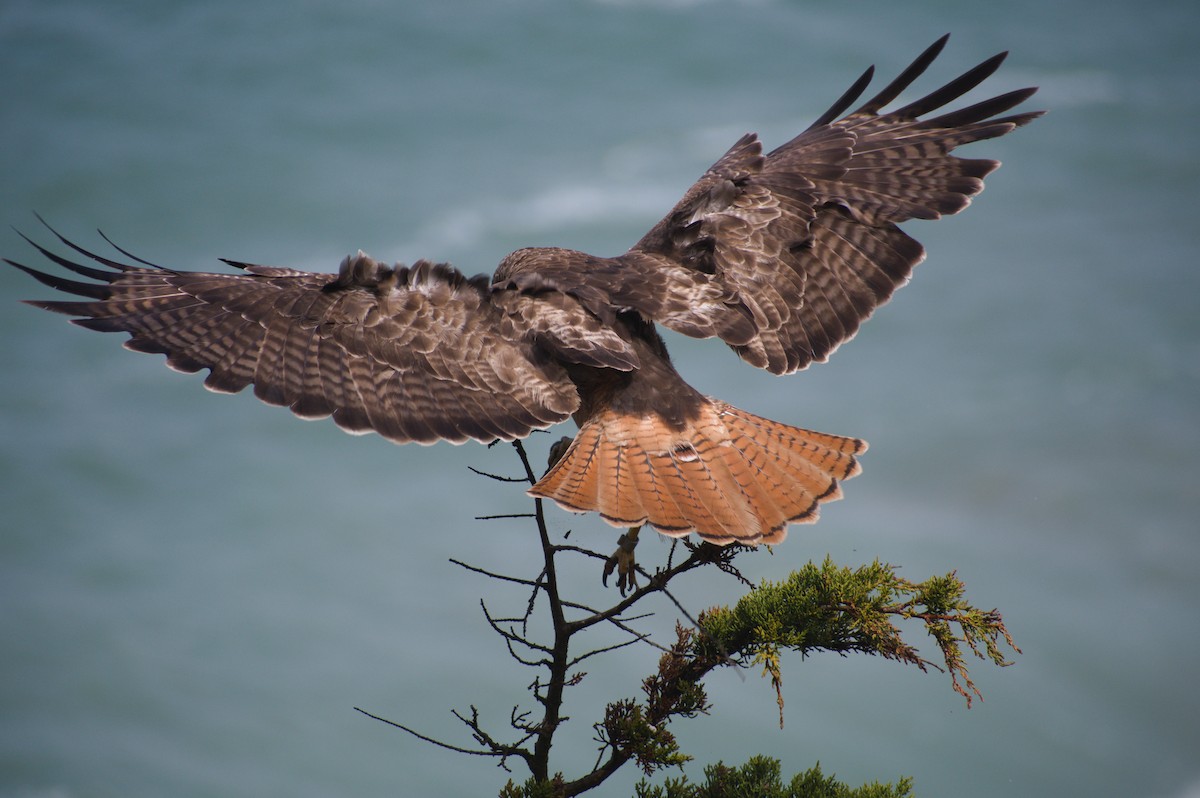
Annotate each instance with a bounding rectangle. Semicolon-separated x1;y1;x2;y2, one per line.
8;224;581;444
609;34;1044;374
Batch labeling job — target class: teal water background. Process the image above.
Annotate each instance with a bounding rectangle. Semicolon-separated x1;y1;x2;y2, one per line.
2;1;1198;796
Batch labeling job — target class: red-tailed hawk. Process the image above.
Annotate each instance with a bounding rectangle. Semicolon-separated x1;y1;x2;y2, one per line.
9;36;1040;579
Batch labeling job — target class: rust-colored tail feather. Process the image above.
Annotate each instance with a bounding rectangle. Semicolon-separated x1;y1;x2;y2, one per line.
530;400;865;545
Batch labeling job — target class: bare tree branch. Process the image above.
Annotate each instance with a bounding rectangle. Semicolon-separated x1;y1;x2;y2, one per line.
358;439;1019;797
353;706;526;766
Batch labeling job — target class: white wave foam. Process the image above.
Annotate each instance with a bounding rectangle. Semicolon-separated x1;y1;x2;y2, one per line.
590;0;768;8
398;177;680;259
1166;777;1200;798
0;788;74;798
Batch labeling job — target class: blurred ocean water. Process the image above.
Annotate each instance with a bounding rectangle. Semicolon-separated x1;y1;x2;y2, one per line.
2;1;1198;796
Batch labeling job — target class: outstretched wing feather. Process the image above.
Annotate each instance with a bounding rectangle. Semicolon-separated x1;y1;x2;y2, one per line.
603;36;1041;374
9;231;579;445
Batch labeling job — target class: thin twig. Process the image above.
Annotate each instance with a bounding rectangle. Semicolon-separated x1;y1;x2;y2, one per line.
467;465;529;483
567;633;653;668
480;599;553;657
449;557;539;588
354;707;515;759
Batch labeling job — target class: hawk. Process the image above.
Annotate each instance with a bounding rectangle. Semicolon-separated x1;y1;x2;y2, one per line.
9;36;1040;586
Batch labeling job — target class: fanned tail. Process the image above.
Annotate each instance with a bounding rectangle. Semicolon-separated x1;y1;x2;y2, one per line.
529;399;865;545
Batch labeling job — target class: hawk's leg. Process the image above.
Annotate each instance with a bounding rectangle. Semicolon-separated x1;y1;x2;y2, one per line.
546;435;573;471
602;526;641;595
544;436;642;594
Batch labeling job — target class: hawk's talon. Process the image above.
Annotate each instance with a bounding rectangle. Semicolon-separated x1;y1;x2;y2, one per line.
603;526;641;595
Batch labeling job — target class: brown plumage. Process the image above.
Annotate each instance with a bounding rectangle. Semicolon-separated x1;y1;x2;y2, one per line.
7;35;1041;549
